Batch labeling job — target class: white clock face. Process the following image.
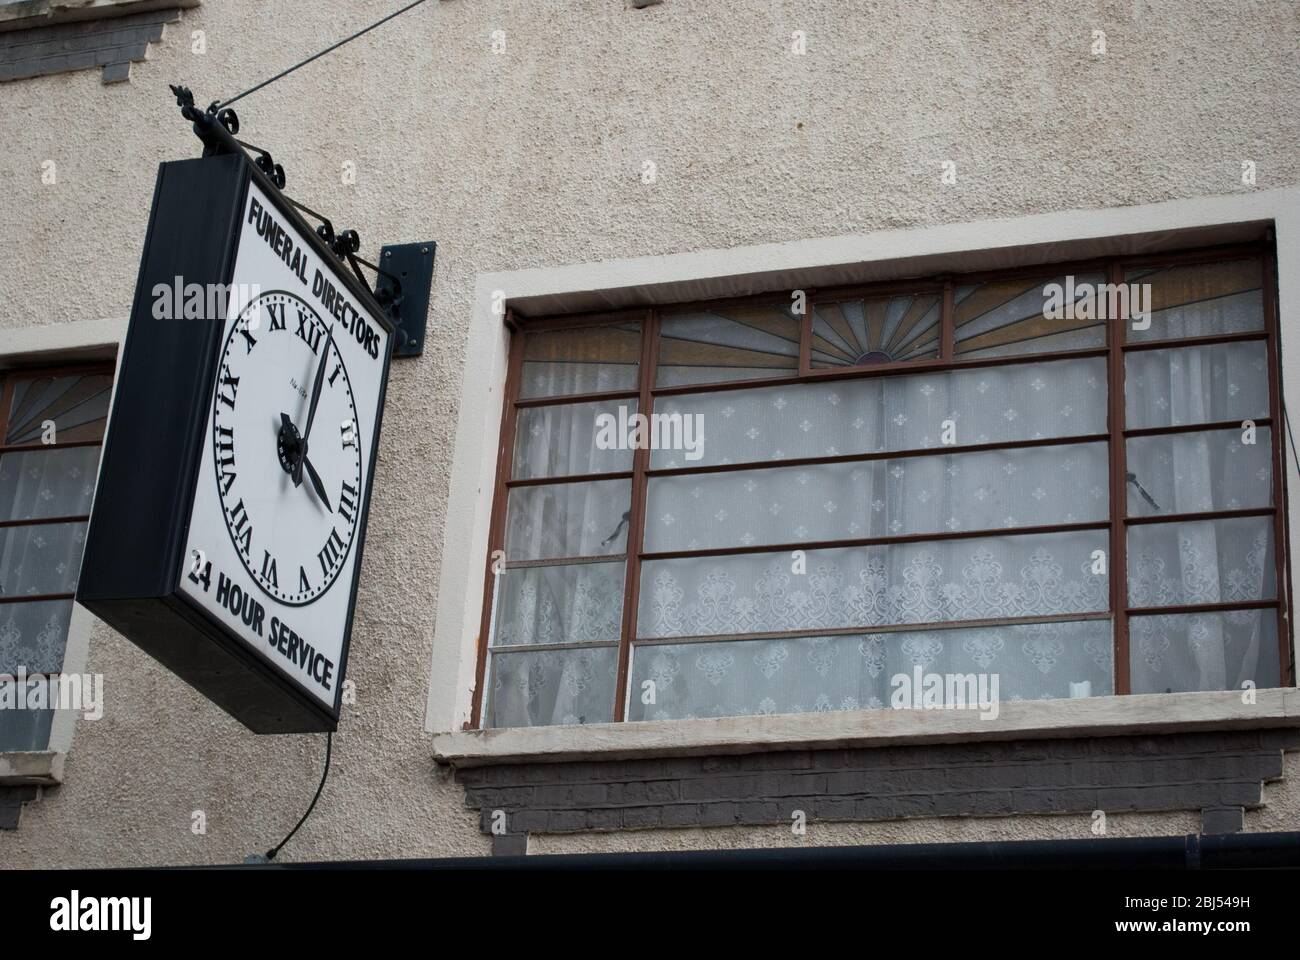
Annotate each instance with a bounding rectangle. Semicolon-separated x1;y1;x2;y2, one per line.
213;291;362;606
179;180;390;711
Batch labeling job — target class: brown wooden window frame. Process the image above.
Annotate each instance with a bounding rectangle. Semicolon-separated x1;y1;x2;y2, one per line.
0;361;115;690
469;241;1293;728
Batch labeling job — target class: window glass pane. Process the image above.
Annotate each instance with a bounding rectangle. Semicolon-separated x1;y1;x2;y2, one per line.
1124;340;1268;430
0;599;73;675
1127;516;1274;607
954;273;1106;359
627;619;1113;721
645;441;1109;553
512;399;636;480
486;645;617;727
505;479;631;560
639;529;1108;640
0;690;54;752
519;322;640;398
811;293;940;368
1125;427;1272;517
0;447;100;521
656;304;800;387
651;355;1107;469
5;373;112;444
492;561;625;646
1130;609;1279;694
1125;259;1264;343
0;522;85;597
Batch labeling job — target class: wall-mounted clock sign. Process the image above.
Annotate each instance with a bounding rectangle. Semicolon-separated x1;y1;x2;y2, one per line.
78;151;392;733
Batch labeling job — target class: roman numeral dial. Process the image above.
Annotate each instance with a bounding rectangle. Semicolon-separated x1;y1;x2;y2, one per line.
213;291;364;607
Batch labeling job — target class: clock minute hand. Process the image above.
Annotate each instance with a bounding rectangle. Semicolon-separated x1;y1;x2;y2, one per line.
295;323;335;484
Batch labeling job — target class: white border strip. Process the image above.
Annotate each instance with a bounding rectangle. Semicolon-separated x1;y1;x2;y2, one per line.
428;186;1300;739
1;316;125;782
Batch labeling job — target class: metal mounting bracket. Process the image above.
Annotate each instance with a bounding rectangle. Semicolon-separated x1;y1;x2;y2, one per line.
376;242;436;358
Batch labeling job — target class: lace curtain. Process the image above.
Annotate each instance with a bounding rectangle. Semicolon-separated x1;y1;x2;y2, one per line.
1125;341;1277;692
0;446;98;750
485;271;1280;727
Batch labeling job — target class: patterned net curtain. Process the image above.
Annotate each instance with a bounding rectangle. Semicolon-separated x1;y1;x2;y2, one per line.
0;370;112;750
482;256;1283;727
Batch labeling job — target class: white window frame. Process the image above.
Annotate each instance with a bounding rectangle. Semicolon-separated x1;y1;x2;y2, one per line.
430;187;1300;762
0;316;123;785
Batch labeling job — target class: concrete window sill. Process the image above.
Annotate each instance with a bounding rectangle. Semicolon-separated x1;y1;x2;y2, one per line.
0;750;64;786
433;689;1300;767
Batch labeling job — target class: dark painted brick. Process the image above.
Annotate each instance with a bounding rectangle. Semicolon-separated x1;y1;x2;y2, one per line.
1262;729;1300;751
555;762;597;783
778;772;827;795
0;787;38;804
961;790;1017;816
533;784;574;806
659;804;702;828
547;809;591;833
0;806;22;830
105;57;133;83
812;750;858;770
491;833;528;856
886;795;939;819
982;764;1031;790
570;783;608;806
1201;806;1244;835
1219;781;1264;806
697;802;741;827
1006;742;1054;762
1095;788;1143;811
1252;752;1285;780
508;809;552;833
680;778;723;802
1032;761;1079;786
812;797;857;821
585;808;623;831
700;756;744;774
621;806;664;829
854;797;898;820
462;728;1300;834
897;768;948;793
738;801;781;823
862;770;910;794
1134;784;1212;810
824;771;869;794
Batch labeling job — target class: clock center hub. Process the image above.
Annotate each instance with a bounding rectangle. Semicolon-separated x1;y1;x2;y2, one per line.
276;418;304;475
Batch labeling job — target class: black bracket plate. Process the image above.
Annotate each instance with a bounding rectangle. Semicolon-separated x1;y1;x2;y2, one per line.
376;241;436;358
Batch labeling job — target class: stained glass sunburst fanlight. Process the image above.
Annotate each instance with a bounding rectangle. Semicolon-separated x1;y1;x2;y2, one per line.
656;303;802;387
954;272;1106;359
5;374;113;445
811;294;942;368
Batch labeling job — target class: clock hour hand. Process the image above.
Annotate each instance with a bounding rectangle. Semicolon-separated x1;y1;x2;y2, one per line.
302;454;332;513
296;324;335;484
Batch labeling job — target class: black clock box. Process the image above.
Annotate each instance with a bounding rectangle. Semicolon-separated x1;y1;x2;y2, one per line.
76;151;392;734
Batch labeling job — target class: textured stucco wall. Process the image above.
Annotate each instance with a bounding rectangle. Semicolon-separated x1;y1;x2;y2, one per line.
0;0;1298;866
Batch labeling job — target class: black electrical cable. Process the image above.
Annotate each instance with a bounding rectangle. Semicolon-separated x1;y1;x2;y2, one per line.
1285;402;1300;481
265;731;333;861
217;0;431;110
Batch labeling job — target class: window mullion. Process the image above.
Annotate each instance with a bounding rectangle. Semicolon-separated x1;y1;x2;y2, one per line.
798;288;813;375
1107;259;1131;695
613;310;659;722
1263;248;1294;685
468;316;525;728
940;278;954;360
0;376;14;445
